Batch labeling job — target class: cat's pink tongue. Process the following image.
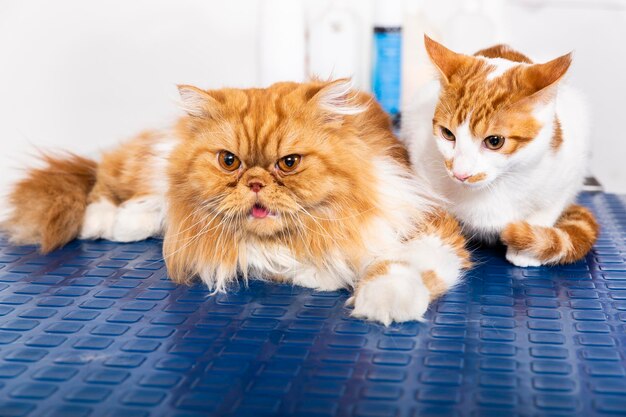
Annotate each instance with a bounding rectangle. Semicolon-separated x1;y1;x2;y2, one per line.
251;204;270;219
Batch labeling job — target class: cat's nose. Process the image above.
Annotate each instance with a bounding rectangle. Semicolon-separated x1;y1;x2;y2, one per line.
453;172;471;182
248;181;265;193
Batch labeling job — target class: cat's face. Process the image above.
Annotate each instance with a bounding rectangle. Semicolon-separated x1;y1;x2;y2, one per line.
163;79;406;285
424;36;571;188
167;80;371;239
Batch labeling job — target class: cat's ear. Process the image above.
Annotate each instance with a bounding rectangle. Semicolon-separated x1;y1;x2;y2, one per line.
177;85;221;118
498;53;572;120
310;79;367;122
522;52;572;98
424;35;473;84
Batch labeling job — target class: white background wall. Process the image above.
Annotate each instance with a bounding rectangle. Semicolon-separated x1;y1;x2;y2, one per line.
0;0;624;218
502;1;626;195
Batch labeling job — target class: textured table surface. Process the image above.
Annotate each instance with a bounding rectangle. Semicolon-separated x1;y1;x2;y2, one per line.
0;192;624;417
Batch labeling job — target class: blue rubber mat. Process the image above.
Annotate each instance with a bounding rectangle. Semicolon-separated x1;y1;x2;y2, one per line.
0;192;624;417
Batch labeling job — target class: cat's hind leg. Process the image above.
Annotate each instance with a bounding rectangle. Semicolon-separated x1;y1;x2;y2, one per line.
79;198;118;240
350;210;470;325
80;195;165;242
109;196;165;242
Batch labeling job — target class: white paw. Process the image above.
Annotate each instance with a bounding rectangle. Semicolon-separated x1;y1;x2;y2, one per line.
80;199;117;240
292;267;347;292
506;248;542;267
109;197;164;242
350;264;430;326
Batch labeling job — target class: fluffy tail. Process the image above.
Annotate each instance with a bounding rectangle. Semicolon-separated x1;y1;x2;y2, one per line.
501;204;599;265
2;153;97;253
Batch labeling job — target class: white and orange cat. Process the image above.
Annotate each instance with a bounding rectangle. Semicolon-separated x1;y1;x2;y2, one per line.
3;79;469;325
404;36;598;267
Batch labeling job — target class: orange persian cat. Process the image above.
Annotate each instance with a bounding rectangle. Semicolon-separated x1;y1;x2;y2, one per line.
3;80;469;324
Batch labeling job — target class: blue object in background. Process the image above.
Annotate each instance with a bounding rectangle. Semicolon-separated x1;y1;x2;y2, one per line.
372;27;402;117
0;192;624;416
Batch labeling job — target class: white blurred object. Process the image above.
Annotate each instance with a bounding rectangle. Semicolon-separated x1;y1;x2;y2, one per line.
516;0;626;9
258;0;306;85
444;0;496;53
402;0;439;108
307;3;362;84
374;0;404;27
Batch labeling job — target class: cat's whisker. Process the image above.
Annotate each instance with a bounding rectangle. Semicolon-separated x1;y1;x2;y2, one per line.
213;207;240;259
289;212;312;253
294;204;377;222
165;196;228;238
160;214;217;264
159;201;242;266
295;206;343;246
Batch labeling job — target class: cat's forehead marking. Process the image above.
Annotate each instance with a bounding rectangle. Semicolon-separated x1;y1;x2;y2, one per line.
437;60;535;139
231;88;299;166
482;57;523;81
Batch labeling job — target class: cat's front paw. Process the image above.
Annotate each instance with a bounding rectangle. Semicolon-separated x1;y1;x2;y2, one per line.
350;264;430;326
506;248;542;267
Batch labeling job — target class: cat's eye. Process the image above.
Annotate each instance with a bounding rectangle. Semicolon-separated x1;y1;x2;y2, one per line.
484;135;505;150
218;150;241;172
440;126;455;141
277;154;301;173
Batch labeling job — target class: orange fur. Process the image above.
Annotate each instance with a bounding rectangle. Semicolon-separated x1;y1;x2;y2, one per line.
89;131;171;204
501;204;598;264
421;209;472;269
422;270;447;300
467;173;486;183
474;44;533;64
552;117;563;150
362;261;393;283
3;154;97;253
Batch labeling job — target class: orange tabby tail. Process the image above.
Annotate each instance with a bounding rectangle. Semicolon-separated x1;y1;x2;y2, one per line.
501;204;599;265
2;153;97;253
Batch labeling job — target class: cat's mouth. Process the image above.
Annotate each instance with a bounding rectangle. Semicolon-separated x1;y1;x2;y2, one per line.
250;203;276;219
